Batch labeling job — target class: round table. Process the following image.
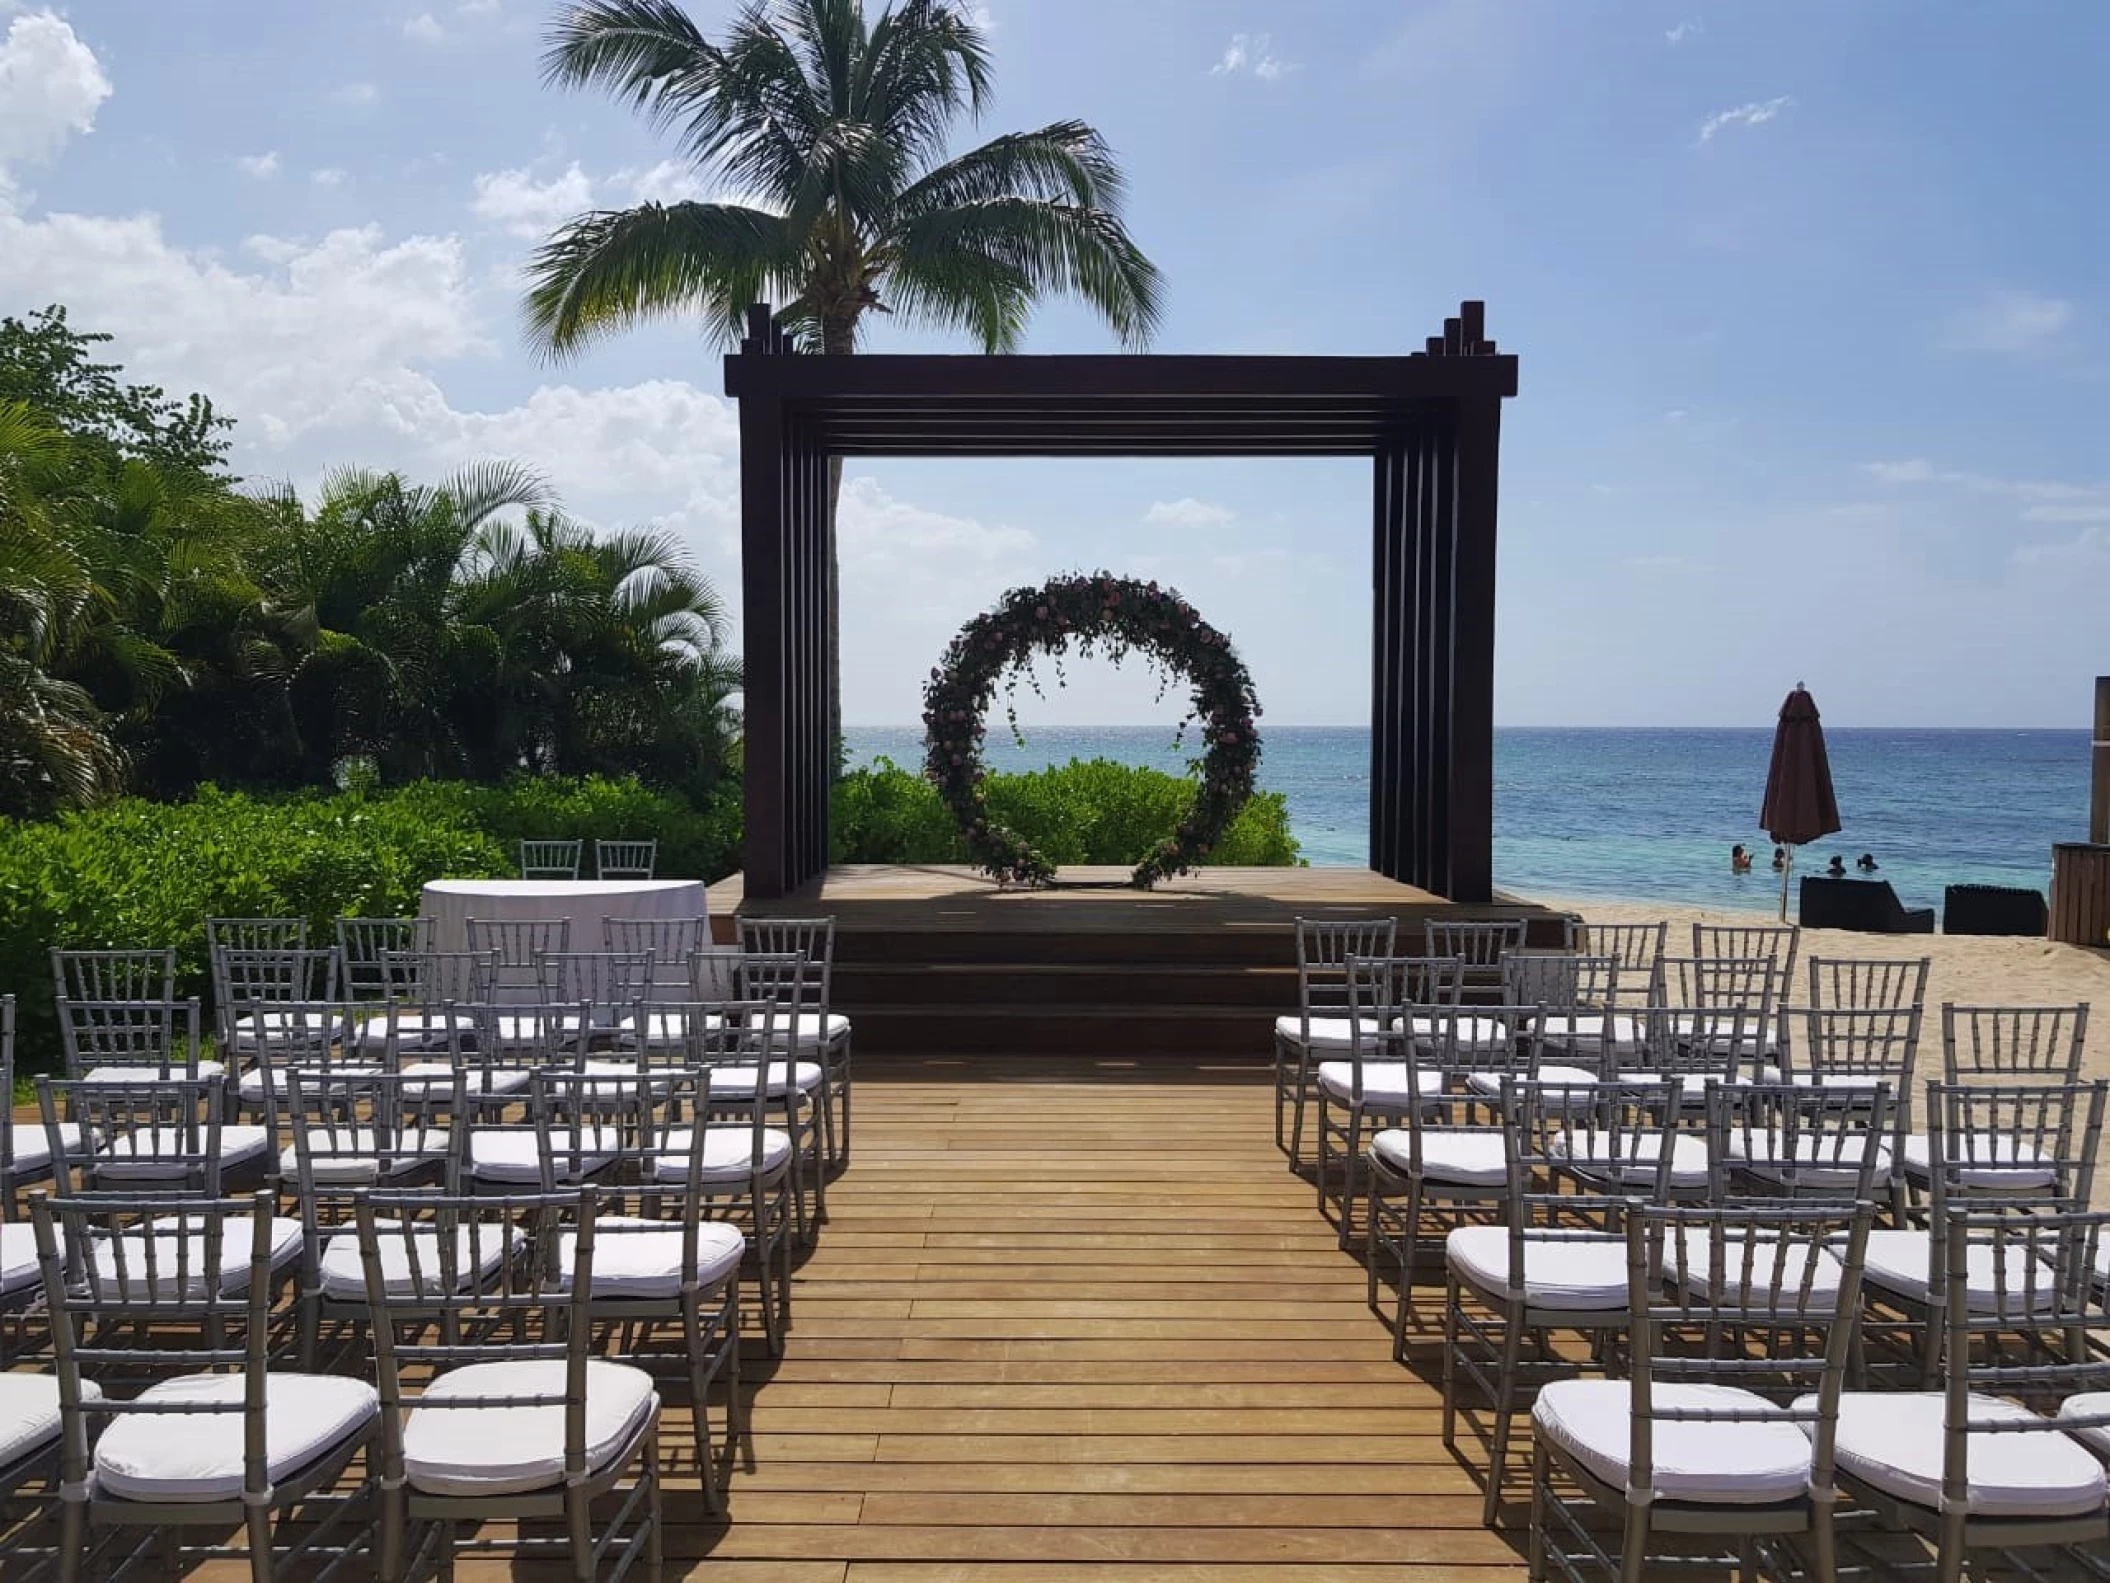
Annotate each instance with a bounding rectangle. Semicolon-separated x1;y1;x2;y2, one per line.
420;878;710;958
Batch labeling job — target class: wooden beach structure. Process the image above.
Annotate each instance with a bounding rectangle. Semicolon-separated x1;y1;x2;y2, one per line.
2051;674;2110;948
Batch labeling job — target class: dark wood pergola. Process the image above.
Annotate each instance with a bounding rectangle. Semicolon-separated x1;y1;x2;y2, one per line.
725;300;1519;903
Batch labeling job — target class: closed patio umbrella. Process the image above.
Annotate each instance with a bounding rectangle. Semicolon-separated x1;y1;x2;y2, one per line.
1761;684;1842;922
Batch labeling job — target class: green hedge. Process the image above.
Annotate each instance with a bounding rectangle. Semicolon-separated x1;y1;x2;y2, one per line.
0;776;740;1070
832;757;1301;868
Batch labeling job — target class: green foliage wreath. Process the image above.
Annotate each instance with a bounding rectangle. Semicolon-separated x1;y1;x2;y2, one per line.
922;573;1262;888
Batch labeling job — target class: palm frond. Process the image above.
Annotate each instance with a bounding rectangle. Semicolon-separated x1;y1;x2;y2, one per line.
523;200;798;356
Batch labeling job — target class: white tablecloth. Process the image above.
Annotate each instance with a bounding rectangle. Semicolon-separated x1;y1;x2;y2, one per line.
420;878;709;958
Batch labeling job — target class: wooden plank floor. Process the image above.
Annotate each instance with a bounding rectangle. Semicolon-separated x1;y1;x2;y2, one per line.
654;1057;1527;1583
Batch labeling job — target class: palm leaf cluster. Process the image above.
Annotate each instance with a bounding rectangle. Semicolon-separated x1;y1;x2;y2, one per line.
525;0;1162;356
0;342;739;820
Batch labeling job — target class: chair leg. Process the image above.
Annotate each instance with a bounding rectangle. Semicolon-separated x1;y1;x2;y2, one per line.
1527;1436;1550;1583
1482;1311;1528;1528
568;1483;595;1583
1286;1049;1311;1172
1441;1273;1462;1447
247;1500;276;1583
56;1496;85;1583
1336;1109;1364;1251
1617;1502;1651;1583
644;1425;665;1583
691;1292;730;1520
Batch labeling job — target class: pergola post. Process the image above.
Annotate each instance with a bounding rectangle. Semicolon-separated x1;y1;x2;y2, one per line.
727;301;1516;903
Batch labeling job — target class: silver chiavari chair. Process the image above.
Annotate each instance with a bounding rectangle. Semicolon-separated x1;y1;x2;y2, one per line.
1273;916;1398;1169
595;838;658;879
516;839;583;879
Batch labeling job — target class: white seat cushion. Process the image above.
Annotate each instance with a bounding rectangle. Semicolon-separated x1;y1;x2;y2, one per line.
1860;1229;2063;1313
403;1359;657;1497
1369;1128;1508;1187
90;1215;303;1299
1274;1014;1392;1049
469;1126;622;1184
1554;1128;1711;1190
1465;1064;1600;1099
485;1013;584;1048
705;1059;825;1099
0;1374;98;1470
1669;1233;1846;1315
1787;1073;1890;1093
84;1060;226;1084
1898;1132;2060;1190
766;1011;850;1048
398;1061;532;1100
237;1062;382;1103
1407;1015;1510;1053
1535;1014;1645;1053
228;1010;337;1050
557;1217;745;1298
317;1220;518;1300
1814;1390;2107;1518
1726;1129;1892;1190
281;1128;452;1186
651;1126;793;1184
93;1372;377;1503
1536;1379;1812;1504
1672;1016;1775;1055
1316;1060;1424;1107
1446;1225;1629;1311
4;1121;93;1176
94;1125;272;1181
0;1222;40;1297
2057;1392;2110;1457
358;1011;473;1053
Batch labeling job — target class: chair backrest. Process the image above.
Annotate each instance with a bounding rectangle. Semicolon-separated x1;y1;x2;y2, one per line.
335;918;431;1001
1937;1205;2110;1501
733;948;823;1018
595;838;658;879
466;917;570;999
1941;1004;2089;1083
39;1075;231;1195
54;996;202;1081
1692;921;1799;976
1289;918;1400;1017
32;1189;283;1496
1500;952;1619;1013
383;949;496;1010
230;998;362;1124
1798;1005;1921;1089
1633;1200;1873;1504
1627;1002;1765;1085
1402;1001;1541;1090
1924;1079;2106;1209
212;947;344;1042
1502;1076;1679;1229
50;946;175;1005
535;951;656;1021
445;1001;592;1069
205;916;309;954
1422;919;1525;973
1651;954;1775;1014
605;915;709;972
1806;954;1930;1013
1577;920;1667;979
518;839;583;879
1703;1079;1894;1202
354;1188;595;1473
738;917;836;997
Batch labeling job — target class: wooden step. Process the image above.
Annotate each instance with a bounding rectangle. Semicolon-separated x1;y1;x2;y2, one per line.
845;1004;1276;1059
835;961;1294;1010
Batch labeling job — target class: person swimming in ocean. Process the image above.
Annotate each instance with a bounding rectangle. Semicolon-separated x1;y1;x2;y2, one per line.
1732;844;1754;873
1857;852;1879;872
1826;855;1847;877
1771;846;1787;872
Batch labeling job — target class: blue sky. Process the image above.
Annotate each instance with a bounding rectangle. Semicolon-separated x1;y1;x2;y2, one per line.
4;1;2106;729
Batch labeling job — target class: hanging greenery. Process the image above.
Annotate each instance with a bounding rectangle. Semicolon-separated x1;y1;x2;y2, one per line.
921;573;1262;888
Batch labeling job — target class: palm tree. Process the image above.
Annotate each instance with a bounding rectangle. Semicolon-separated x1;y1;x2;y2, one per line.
524;0;1163;756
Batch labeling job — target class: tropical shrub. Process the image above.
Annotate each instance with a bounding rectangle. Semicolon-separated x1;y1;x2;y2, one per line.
833;758;1299;870
0;775;740;1068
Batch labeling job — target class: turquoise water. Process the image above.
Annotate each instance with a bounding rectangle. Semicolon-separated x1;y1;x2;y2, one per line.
843;725;2092;912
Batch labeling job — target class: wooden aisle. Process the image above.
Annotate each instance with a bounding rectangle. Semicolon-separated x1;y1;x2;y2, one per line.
649;1057;1528;1583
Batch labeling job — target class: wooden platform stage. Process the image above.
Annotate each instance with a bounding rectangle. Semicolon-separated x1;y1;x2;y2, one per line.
714;866;1572;1059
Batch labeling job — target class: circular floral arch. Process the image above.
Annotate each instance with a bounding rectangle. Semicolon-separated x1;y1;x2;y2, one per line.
922;572;1262;888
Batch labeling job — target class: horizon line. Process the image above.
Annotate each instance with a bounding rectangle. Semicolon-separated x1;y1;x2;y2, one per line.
843;722;2087;733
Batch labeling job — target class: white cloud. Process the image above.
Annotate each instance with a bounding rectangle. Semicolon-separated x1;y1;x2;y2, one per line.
1210;32;1294;80
1865;457;2110;523
1697;95;1793;144
1143;497;1235;528
0;10;111;173
617;159;704;207
470;161;594;236
311;166;348;188
236;150;281;179
457;0;500;14
1943;287;2076;356
1665;20;1701;44
402;12;445;44
331;82;379;107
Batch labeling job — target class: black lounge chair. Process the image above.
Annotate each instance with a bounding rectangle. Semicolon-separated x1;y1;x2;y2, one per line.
1942;883;2047;937
1799;877;1936;934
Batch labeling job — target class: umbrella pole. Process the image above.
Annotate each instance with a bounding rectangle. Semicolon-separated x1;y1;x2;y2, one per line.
1779;846;1793;923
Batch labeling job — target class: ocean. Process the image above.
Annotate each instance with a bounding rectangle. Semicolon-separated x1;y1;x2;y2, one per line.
842;725;2092;913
